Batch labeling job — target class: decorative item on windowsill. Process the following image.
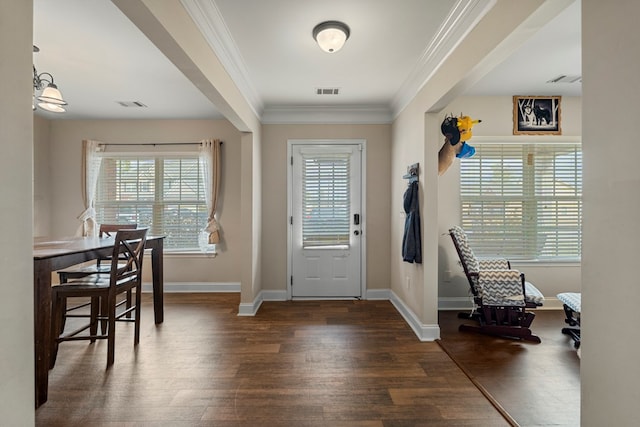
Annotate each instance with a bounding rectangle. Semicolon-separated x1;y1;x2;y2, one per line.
32;45;68;113
198;231;218;257
438;113;481;176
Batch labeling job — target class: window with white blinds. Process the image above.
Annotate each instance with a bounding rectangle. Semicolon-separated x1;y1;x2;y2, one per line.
301;152;350;248
459;142;582;260
95;155;207;251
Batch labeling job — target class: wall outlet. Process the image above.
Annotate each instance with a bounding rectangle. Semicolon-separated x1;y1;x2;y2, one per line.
405;276;411;289
444;270;452;282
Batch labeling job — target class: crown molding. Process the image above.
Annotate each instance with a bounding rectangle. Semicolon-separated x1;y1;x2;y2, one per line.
391;0;496;118
180;0;264;117
181;0;494;125
261;105;393;125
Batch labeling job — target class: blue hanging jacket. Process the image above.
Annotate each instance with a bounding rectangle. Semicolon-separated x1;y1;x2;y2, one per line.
402;181;422;263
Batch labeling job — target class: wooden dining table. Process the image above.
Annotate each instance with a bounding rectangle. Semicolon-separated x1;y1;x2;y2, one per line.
33;235;165;408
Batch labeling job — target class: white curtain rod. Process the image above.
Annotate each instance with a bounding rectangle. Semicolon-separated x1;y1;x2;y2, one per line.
102;142;222;146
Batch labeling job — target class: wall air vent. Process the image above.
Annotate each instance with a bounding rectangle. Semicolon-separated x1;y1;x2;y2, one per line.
547;75;582;84
117;101;148;108
316;87;340;95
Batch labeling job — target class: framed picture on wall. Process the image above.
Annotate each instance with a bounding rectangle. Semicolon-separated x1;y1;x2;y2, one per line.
513;95;562;135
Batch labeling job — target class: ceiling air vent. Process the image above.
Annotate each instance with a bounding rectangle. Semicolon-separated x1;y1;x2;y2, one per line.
316;87;340;95
117;101;148;108
547;75;582;84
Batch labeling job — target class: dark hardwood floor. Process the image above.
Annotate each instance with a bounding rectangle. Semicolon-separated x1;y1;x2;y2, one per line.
438;309;581;426
36;294;578;426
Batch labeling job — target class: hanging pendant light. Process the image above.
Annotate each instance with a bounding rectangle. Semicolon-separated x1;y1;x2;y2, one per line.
33;45;68;113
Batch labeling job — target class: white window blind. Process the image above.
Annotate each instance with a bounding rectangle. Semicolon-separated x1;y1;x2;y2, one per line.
301;152;350;248
460;142;582;260
95;154;207;251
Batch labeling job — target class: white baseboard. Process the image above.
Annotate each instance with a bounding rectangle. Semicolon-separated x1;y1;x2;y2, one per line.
238;291;263;316
142;281;240;293
389;290;440;341
237;289;288;316
366;288;391;300
262;290;288;301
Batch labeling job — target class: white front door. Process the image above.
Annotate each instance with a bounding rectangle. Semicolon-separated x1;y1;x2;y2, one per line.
290;142;363;298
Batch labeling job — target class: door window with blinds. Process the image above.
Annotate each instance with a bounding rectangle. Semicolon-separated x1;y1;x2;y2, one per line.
301;151;351;248
95;153;207;251
459;142;582;260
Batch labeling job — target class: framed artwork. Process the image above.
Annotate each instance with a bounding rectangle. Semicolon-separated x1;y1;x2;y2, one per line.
513;96;562;135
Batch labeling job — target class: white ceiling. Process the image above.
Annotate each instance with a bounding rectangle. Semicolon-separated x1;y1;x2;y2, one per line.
32;0;581;122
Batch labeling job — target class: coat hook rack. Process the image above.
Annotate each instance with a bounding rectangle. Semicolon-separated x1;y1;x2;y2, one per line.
402;162;419;183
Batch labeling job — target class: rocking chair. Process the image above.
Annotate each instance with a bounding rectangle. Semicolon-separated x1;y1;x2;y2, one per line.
448;226;545;343
557;292;581;348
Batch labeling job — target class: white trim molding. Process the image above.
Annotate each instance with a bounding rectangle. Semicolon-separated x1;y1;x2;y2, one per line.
263;105;392;125
390;291;440;341
262;290;288;301
391;0;496;117
365;288;391;300
238;292;263;316
180;0;263;117
237;289;288;317
142;281;240;293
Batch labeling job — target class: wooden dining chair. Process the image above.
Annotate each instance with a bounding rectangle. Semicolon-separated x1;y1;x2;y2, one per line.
57;223;138;331
57;223;138;283
50;228;148;368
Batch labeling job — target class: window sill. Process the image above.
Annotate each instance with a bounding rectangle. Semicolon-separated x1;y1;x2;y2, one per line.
510;259;581;267
164;250;218;258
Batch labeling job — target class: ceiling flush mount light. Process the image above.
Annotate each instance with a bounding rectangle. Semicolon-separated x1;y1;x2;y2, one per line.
33;45;68;113
312;21;350;53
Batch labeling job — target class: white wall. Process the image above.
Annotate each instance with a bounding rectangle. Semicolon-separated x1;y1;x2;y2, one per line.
34;116;52;237
42;119;243;286
582;0;640;424
0;0;35;422
438;96;582;308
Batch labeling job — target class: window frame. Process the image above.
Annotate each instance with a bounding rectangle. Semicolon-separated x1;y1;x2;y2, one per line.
458;137;582;262
94;147;208;253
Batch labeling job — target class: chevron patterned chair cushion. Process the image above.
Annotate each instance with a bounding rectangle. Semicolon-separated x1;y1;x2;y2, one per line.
449;226;479;273
557;292;581;313
478;270;526;306
478;258;510;270
449;225;545;306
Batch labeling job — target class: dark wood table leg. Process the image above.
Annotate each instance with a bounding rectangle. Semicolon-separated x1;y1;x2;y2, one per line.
151;239;164;324
33;259;51;408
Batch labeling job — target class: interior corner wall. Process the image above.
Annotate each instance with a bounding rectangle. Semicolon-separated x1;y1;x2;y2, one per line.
0;0;36;422
581;0;640;424
437;96;582;306
260;124;392;295
240;131;262;303
34;115;52;237
391;109;426;320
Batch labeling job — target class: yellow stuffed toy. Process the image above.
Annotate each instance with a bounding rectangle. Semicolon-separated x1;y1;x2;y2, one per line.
438;114;481;176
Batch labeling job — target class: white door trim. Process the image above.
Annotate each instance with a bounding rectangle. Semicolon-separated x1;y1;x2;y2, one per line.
287;139;367;300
